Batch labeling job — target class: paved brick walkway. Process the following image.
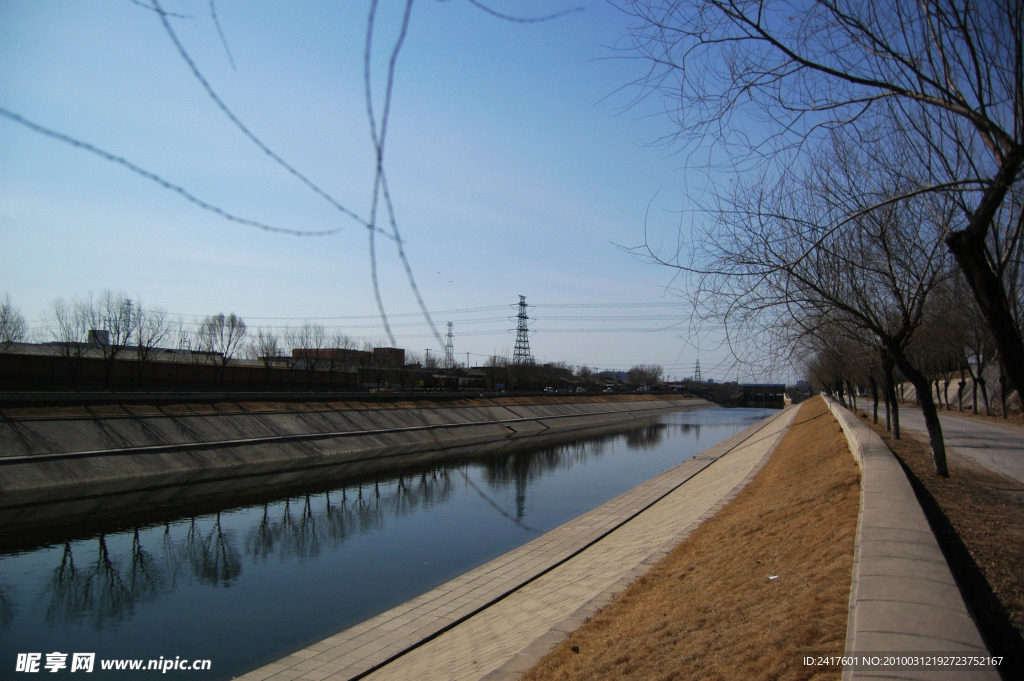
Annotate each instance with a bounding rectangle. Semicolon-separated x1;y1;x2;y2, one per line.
237;406;799;681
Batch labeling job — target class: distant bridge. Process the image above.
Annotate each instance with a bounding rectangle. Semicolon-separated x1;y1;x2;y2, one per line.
740;384;786;408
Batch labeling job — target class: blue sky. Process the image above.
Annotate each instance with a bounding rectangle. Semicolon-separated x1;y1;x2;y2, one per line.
1;0;769;381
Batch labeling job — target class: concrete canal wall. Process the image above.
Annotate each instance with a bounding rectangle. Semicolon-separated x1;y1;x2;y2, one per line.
0;395;711;519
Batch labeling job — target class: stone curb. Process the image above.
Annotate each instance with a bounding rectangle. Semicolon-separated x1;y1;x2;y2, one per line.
825;399;999;681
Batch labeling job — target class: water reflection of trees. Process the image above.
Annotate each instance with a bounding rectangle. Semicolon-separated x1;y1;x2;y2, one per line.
245;470;455;561
42;542;87;626
38;514;241;628
159;515;241;590
23;422;674;630
624;424;668;449
476;425;671;519
183;515;242;586
28;466;460;628
41;535;153;628
480;424;669;488
670;421;698;439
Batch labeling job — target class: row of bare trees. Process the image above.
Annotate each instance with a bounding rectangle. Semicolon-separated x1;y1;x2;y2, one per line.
625;0;1024;477
41;291;176;387
2;291;374;388
3;292;641;392
626;364;664;390
0;293;28;354
805;271;1009;415
36;292;248;387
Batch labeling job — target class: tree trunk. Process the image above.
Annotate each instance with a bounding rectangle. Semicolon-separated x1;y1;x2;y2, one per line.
957;367;965;412
1000;358;1009;420
890;383;901;440
835;379;847;408
893;355;949;477
870;374;879;424
945;145;1024;403
884;389;892;432
883;354;898;438
102;356;115;389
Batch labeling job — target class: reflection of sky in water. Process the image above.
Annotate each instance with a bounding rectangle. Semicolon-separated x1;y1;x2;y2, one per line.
0;407;772;680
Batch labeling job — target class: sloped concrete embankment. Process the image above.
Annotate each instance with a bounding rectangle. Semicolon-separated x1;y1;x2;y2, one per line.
0;397;711;506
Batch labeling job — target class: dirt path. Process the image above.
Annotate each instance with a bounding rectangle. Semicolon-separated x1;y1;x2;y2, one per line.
522;396;858;681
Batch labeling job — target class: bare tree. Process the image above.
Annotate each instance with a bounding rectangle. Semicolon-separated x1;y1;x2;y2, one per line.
483;353;510;391
196;313;247;381
84;290;140;387
175;322;208;385
0;293;27;353
802;329;876;411
325;332;357;390
923;271;1000;415
627;364;664;390
623;0;1024;400
652;133;958;474
806;329;897;433
47;296;90;386
247;327;284;366
965;310;997;416
286;322;328;389
133;301;172;386
907;307;964;411
246;327;285;389
576;364;595;391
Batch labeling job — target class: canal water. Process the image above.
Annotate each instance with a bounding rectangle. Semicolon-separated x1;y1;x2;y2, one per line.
0;407;773;680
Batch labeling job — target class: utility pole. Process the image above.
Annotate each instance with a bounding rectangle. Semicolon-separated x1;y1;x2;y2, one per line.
513;295;532;364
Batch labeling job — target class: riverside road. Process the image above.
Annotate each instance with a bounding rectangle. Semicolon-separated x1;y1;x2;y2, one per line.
897;409;1024;483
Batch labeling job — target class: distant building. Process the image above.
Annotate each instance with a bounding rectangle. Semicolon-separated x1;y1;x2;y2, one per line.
88;329;110;348
372;347;405;367
741;383;786;408
291;348;372;369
